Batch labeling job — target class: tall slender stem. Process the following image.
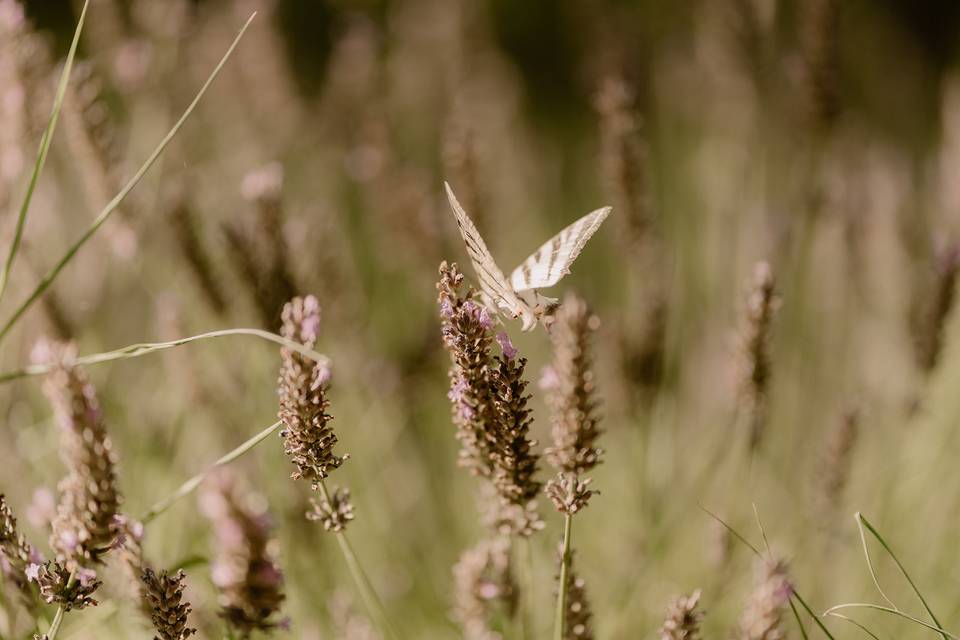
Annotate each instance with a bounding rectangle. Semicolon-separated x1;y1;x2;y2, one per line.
142;421;281;523
45;606;65;640
318;481;400;640
554;513;574;640
0;0;90;305
0;12;257;346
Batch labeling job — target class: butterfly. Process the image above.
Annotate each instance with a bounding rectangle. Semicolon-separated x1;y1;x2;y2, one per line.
445;182;611;331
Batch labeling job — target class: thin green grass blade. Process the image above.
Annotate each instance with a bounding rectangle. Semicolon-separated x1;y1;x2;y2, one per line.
856;513;946;640
0;327;329;384
141;420;281;524
0;12;257;345
0;0;90;304
824;604;958;639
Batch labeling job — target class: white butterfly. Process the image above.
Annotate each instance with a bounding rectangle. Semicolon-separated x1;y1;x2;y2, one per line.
445;182;611;331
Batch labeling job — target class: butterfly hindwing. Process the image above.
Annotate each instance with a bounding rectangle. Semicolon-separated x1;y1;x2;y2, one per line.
444;183;526;316
509;206;611;292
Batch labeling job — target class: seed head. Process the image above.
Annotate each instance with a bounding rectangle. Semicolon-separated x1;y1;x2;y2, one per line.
37;341;122;565
278;295;345;484
545;473;595;516
307;486;355;533
735;559;793;640
659;589;704;640
29;561;100;611
141;568;197;640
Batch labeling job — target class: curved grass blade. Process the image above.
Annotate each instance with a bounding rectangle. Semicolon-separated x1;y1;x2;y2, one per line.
856;513;947;640
824;604;958;639
0;327;329;384
0;0;90;304
824;612;883;640
141;420;281;523
0;12;257;345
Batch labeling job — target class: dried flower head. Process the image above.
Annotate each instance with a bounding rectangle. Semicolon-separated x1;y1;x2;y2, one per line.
659;590;704;640
545;294;603;476
545;473;595;516
0;494;40;609
452;537;516;640
735;559;793;640
141;568;197;640
201;474;285;637
278;295;345;484
558;550;594;640
736;262;780;452
307;486;355;532
37;341;122;565
29;561;100;611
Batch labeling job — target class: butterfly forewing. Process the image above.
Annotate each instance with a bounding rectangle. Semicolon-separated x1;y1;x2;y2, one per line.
444;183;526;316
509;206;612;292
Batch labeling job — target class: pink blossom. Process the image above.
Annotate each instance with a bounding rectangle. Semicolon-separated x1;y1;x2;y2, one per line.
495;332;518;360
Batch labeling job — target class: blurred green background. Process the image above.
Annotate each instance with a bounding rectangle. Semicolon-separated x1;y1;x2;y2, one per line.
3;0;960;637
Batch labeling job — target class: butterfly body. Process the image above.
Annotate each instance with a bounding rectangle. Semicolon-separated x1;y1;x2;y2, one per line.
445;182;610;332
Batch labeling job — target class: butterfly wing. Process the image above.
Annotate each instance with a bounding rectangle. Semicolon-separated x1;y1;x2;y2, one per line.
509;206;611;292
444;182;527;317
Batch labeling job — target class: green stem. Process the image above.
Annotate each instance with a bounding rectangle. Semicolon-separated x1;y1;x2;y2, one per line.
318;481;400;640
141;421;281;523
45;606;65;640
554;513;573;640
0;11;257;346
0;328;329;384
0;0;89;305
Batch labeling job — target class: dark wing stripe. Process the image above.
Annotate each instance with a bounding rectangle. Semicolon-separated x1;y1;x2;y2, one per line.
508;206;611;292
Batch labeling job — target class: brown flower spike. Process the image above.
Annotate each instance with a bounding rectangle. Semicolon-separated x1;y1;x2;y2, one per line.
141;568;197;640
201;474;285;637
277;295;345;484
438;262;543;536
29;561;100;611
38;341;122;565
0;494;40;609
